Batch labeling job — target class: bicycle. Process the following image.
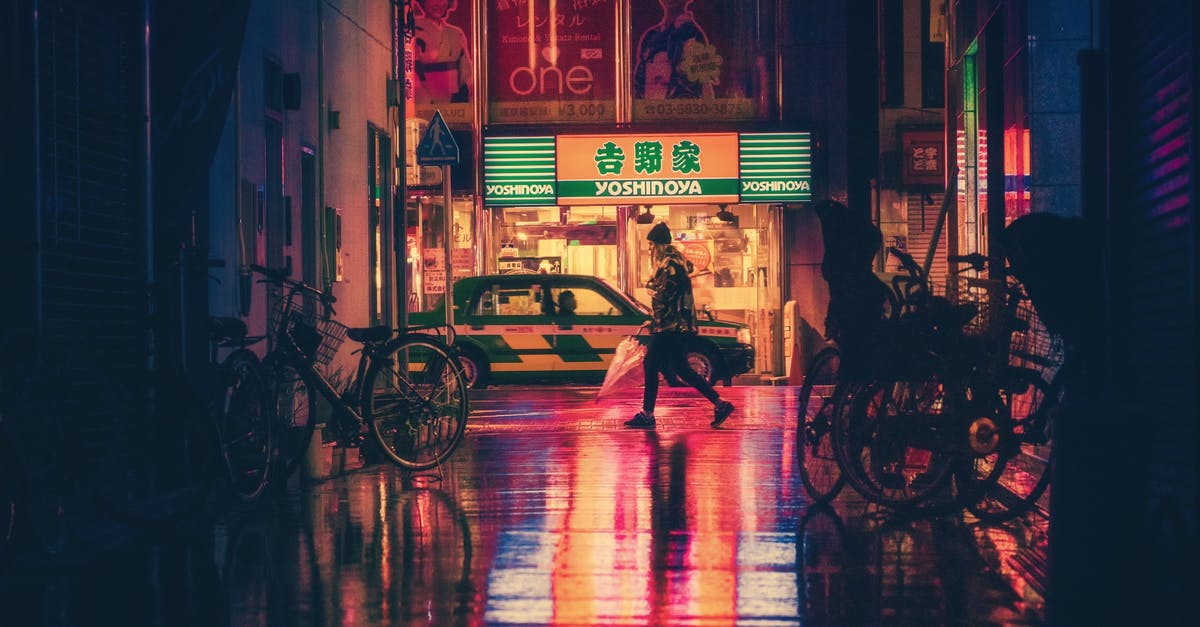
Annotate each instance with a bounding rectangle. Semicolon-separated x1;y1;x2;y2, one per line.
830;248;1063;517
797;260;906;504
253;265;469;473
796;344;847;503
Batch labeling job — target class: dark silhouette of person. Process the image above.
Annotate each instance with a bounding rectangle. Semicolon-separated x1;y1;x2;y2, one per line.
557;290;577;316
999;212;1101;389
626;222;734;429
813;200;890;374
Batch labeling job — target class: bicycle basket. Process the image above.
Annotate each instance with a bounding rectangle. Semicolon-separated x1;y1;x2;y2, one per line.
270;290;348;366
931;275;1006;337
1009;301;1064;379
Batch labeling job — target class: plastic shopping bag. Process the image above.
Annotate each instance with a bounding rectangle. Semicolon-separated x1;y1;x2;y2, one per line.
596;336;647;402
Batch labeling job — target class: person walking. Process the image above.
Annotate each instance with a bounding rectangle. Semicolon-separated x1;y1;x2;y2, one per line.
625;222;735;428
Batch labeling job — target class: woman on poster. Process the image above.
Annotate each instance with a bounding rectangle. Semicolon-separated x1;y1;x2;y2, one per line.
633;0;719;100
413;0;473;104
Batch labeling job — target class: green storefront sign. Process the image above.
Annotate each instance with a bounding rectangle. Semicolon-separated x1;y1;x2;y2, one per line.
482;136;556;207
739;133;813;202
483;131;812;206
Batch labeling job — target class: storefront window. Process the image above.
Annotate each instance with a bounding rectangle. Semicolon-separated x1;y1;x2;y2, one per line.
406;194;476;312
633;203;779;371
492;205;620;281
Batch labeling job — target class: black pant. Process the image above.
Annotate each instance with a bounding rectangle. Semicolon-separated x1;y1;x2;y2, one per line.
642;331;719;413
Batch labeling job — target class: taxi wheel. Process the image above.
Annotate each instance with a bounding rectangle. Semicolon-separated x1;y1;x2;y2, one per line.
685;345;720;386
456;348;490;389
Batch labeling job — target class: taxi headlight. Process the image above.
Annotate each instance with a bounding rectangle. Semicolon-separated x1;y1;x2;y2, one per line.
737;328;752;345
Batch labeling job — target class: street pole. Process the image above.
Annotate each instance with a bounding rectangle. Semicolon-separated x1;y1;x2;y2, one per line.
442;164;453;330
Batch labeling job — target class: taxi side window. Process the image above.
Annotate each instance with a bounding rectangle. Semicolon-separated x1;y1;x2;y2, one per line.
552;287;619;316
492;285;540;316
473;287;497;315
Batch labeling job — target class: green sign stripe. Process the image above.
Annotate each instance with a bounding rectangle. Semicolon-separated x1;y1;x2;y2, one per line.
741;167;811;174
734;142;811;149
741;139;809;144
741;160;812;169
484;136;555;146
740;146;810;154
485;166;556;174
740;132;809;139
558;178;739;198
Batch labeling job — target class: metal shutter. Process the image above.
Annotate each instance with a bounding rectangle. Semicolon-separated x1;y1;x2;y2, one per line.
36;0;145;459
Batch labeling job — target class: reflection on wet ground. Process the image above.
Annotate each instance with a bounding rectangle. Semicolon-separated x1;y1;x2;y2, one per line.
0;386;1048;626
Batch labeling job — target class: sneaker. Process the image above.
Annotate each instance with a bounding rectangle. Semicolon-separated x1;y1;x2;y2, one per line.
625;411;656;428
711;400;735;428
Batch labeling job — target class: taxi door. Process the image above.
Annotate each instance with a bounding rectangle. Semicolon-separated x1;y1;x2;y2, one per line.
462;277;560;380
548;283;636;379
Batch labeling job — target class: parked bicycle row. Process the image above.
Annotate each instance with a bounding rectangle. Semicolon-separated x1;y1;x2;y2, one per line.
797;238;1065;522
1;263;470;563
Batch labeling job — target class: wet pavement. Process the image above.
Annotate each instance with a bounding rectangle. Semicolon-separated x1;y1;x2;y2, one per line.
0;386;1049;626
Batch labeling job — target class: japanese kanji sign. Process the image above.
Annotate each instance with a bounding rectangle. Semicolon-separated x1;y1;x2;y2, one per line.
555;133;739;205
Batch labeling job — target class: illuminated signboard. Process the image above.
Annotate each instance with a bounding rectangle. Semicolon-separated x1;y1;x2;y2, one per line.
738;132;813;202
483;131;813;206
482;136;557;207
557;133;739;205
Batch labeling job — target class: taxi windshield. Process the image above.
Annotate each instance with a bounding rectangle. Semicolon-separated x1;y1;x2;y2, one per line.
597;277;651;315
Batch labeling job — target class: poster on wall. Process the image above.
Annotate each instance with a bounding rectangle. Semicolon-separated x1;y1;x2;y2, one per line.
412;0;474;127
630;0;772;122
487;0;616;124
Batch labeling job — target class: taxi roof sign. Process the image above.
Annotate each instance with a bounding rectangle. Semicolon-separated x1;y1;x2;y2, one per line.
416;111;460;165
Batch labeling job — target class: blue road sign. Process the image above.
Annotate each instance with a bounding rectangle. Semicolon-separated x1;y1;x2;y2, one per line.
416;111;460;165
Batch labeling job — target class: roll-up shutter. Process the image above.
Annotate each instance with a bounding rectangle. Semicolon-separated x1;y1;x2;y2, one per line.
35;1;145;460
905;191;948;287
1111;0;1197;591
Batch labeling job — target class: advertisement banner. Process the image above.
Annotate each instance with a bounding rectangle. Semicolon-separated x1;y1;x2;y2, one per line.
412;0;474;127
630;0;771;122
556;133;739;205
487;0;616;124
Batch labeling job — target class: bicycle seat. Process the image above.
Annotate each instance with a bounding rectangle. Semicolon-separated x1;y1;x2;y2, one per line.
347;326;391;343
209;316;248;342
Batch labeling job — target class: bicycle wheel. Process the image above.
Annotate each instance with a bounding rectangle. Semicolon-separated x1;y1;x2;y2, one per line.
832;373;959;510
363;336;469;470
216;350;273;501
968;376;1059;523
797;347;846;503
264;354;317;486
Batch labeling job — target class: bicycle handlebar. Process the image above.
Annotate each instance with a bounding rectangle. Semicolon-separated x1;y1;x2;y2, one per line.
250;264;338;315
947;253;990;272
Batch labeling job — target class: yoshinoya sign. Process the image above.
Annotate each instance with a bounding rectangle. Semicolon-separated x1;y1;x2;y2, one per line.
557;133;739;205
738;132;812;202
482;136;557;207
483;131;813;206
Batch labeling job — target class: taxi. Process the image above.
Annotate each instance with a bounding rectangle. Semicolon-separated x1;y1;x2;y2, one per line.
409;274;755;388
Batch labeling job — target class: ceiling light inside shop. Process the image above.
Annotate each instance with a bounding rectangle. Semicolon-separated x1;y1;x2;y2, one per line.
715;204;736;223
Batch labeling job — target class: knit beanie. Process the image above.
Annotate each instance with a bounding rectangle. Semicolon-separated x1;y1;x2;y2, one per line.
646;221;672;244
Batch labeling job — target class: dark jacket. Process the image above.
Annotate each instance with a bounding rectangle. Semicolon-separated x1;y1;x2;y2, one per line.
646;245;697;333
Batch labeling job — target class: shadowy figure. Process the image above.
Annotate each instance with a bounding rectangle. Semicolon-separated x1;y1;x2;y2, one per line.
557;290;576;317
625;222;734;429
813;200;891;375
999;212;1101;389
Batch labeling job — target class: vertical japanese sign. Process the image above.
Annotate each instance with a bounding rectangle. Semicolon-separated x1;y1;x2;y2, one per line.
487;0;616;124
412;0;474;127
630;0;772;122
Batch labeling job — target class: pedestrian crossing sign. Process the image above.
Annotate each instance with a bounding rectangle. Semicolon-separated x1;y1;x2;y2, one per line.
416;111;460;165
